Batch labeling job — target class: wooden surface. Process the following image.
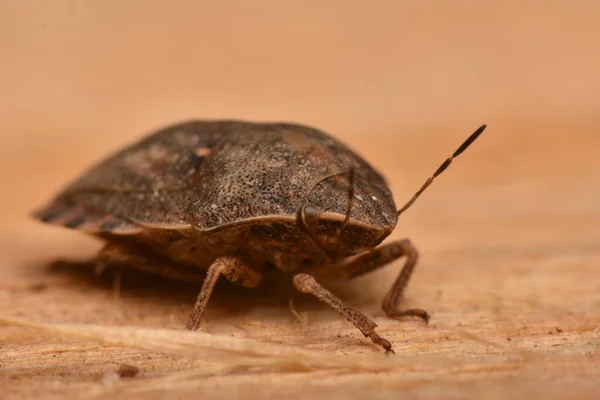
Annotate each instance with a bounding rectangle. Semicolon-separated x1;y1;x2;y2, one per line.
1;1;599;399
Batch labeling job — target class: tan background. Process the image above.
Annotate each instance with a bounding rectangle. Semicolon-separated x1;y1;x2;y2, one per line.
1;1;599;399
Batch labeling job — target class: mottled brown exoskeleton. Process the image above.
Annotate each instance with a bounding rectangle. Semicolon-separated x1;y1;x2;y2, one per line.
33;120;486;353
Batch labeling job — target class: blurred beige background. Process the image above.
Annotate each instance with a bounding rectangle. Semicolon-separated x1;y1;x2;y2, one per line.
1;1;599;399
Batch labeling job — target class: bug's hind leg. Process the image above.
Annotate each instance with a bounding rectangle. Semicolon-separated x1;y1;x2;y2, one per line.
292;273;394;353
186;257;263;331
314;239;430;323
97;242;206;283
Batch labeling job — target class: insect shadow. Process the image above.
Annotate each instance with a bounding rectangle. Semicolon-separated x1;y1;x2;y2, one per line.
44;258;366;322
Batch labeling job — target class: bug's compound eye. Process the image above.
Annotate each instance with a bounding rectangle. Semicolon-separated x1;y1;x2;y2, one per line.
298;203;321;229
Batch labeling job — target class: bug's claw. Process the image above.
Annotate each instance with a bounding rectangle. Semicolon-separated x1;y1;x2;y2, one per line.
368;331;395;354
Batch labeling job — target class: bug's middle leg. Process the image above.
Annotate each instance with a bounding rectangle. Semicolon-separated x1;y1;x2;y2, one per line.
314;239;430;323
185;256;263;331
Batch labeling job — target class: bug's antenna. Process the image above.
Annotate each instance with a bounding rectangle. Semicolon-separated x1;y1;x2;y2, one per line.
397;124;487;217
339;166;355;231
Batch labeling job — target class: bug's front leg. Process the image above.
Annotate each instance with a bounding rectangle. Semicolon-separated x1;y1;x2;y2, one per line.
315;239;430;323
292;273;394;353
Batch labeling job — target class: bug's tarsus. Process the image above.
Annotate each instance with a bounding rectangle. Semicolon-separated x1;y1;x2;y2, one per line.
397;124;487;217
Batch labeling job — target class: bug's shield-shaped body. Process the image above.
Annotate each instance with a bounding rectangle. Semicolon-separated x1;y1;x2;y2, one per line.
34;120;428;353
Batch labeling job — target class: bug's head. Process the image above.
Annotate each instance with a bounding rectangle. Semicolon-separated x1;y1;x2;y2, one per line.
297;124;487;260
296;167;397;260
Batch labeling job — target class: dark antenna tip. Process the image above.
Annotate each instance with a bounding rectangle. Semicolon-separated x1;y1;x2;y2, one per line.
397;124;487;217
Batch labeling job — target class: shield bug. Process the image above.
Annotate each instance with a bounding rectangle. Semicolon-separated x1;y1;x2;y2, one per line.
33;120;486;353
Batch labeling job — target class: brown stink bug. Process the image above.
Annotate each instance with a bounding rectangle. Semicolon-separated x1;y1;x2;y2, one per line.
33;120;486;353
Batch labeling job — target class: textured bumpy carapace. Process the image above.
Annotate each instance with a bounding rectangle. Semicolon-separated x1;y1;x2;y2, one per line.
33;120;486;353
